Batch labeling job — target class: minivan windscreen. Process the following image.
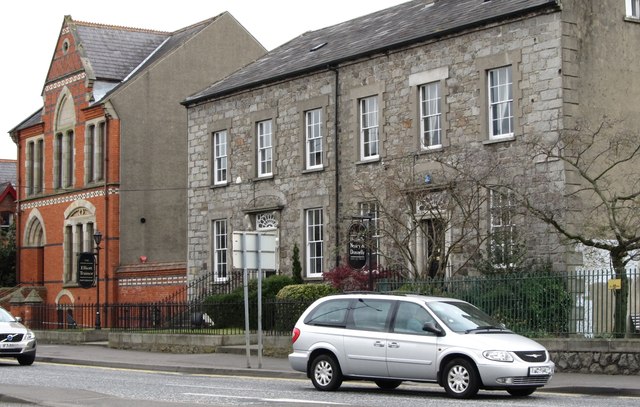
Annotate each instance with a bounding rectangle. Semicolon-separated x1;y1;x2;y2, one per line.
427;301;508;333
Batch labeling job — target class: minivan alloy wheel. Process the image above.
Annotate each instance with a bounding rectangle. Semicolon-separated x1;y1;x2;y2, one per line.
310;354;343;391
443;358;479;398
448;365;469;392
315;360;332;385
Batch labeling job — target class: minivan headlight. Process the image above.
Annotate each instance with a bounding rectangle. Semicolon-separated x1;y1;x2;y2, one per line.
483;350;513;362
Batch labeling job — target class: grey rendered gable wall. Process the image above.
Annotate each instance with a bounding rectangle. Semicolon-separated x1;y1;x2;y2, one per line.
115;12;266;266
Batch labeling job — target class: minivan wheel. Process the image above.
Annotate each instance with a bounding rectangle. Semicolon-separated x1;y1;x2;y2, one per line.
375;379;402;390
507;387;536;397
310;354;343;391
442;358;479;399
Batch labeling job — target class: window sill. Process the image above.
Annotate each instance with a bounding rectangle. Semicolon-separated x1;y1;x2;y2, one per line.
419;145;444;154
482;135;515;145
356;157;381;165
253;175;274;182
210;182;229;189
302;167;325;174
624;16;640;23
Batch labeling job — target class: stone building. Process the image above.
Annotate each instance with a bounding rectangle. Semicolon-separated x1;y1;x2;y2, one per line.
8;14;265;317
183;0;640;283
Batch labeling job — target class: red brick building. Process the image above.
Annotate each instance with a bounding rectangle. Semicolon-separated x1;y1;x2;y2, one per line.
8;15;265;322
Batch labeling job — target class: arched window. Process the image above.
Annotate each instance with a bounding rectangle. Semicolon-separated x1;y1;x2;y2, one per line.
24;212;45;247
54;90;76;189
63;201;97;285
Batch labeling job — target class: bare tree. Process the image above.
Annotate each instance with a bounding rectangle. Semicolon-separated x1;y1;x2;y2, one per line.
348;154;491;279
517;120;640;336
434;119;640;336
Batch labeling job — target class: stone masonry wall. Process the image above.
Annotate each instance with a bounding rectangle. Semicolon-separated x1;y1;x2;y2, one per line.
539;339;640;375
186;10;568;279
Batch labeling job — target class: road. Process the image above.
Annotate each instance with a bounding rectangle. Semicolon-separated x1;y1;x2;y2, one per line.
0;361;639;406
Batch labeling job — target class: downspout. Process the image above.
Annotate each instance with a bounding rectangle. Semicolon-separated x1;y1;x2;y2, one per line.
103;113;110;313
329;66;340;268
15;137;21;284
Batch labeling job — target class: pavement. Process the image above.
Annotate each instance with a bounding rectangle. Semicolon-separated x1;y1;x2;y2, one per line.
1;342;639;405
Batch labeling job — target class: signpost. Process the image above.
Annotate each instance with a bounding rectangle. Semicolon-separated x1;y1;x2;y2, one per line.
77;252;96;289
232;231;277;369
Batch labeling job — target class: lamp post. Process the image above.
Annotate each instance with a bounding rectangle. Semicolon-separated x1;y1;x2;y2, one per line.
93;230;102;330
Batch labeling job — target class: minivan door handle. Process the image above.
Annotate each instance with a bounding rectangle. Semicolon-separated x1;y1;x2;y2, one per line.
388;342;400;349
373;341;385;347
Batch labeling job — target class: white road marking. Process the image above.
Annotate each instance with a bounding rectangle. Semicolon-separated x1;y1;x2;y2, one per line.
183;393;347;405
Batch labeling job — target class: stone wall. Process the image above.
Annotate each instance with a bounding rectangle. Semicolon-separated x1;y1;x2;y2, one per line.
539;338;640;375
37;331;640;375
186;9;570;280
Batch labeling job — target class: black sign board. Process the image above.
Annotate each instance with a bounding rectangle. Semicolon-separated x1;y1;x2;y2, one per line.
348;222;367;269
78;252;96;289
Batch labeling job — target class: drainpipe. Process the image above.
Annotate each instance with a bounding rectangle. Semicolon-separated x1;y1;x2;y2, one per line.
15;137;21;284
329;66;340;268
103;113;110;314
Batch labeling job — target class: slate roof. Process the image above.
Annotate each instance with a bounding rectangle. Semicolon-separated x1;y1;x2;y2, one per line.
74;16;216;84
12;15;224;133
75;21;170;81
184;0;559;105
74;15;218;87
9;109;42;133
0;160;17;185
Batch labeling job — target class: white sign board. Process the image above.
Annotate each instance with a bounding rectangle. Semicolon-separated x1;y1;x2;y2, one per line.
232;232;277;269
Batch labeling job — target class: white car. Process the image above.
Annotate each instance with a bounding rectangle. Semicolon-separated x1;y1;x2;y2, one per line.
0;306;37;365
289;293;554;398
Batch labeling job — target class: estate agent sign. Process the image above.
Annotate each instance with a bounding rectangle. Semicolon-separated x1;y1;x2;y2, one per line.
348;222;367;269
77;252;96;288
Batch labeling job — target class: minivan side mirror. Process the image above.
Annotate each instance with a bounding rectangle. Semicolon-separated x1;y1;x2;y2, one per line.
423;322;444;336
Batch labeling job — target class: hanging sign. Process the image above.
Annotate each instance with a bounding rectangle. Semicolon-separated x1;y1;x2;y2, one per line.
348;222;367;269
77;252;96;289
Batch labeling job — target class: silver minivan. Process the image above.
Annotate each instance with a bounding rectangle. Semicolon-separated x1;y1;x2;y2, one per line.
289;293;554;398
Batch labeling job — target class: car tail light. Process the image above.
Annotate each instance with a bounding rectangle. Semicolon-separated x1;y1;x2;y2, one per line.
292;327;301;344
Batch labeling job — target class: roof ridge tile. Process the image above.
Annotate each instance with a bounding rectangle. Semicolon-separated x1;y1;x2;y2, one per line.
73;20;170;35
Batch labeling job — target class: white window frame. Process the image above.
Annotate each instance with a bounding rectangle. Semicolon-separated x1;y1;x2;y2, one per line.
419;82;442;149
213;130;228;185
489;188;516;267
213;219;228;281
63;208;95;285
359;96;379;161
86;124;95;184
64;130;74;188
306;208;324;277
25;139;43;196
257;120;273;177
305;109;323;170
627;0;640;18
94;122;105;182
358;202;381;267
54;133;63;189
488;66;514;140
85;122;104;185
